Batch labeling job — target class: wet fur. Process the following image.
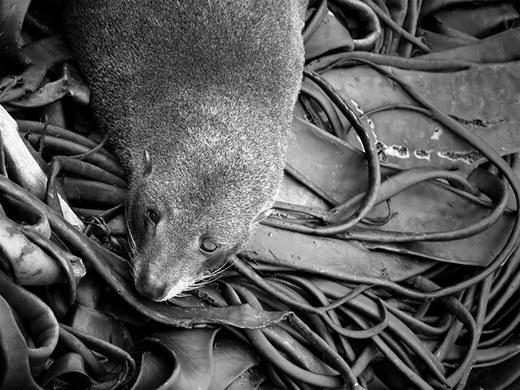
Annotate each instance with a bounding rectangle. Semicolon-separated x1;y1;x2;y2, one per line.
65;0;306;300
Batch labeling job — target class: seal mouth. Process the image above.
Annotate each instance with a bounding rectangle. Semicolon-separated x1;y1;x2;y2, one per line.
132;255;234;302
165;260;235;302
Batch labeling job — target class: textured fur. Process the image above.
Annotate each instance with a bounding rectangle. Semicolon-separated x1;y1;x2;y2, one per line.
65;0;305;301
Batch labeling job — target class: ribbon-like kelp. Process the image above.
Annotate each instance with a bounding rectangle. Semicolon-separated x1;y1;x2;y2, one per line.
1;1;520;389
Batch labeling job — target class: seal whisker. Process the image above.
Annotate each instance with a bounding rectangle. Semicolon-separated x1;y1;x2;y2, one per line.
204;261;234;283
125;206;138;257
187;260;234;290
171;292;190;298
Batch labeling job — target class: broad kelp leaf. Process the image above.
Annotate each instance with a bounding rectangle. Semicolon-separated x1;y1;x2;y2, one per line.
418;28;520;63
68;304;128;346
283;109;515;266
38;352;91;390
143;328;217;390
0;294;41;389
286;116;397;206
304;10;354;60
0;269;58;376
130;351;171;390
430;3;518;39
134;328;263;390
209;332;260;390
360;180;513;266
0;210;84;286
243;225;434;282
322;62;520;174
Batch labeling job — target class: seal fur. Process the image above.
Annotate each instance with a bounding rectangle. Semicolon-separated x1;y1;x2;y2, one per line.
65;0;306;301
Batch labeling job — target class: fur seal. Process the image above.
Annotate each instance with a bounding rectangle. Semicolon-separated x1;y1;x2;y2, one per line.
65;0;306;301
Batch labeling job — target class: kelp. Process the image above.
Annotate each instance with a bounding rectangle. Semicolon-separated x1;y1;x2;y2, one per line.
1;1;520;389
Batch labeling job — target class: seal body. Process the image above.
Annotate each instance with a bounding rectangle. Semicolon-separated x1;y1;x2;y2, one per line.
65;0;305;301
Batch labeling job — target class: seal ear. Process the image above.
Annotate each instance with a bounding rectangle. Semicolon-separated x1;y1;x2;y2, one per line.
143;150;152;178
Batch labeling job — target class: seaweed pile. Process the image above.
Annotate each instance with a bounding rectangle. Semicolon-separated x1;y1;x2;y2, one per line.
1;1;520;389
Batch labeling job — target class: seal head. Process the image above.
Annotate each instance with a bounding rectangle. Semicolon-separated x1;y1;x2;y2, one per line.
65;0;305;301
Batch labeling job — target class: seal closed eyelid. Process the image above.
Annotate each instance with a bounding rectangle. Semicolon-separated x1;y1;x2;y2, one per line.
146;207;161;225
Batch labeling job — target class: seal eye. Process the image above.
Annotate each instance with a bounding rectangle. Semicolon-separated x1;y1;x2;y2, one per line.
200;239;219;255
147;208;161;225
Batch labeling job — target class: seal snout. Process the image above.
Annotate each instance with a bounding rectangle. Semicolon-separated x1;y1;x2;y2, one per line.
135;272;170;302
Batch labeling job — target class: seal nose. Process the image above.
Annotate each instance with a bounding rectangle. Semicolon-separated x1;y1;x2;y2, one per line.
135;273;169;301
